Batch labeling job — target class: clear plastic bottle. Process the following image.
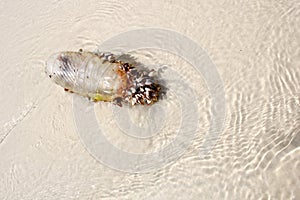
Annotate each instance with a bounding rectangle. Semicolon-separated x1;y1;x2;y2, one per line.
45;50;161;106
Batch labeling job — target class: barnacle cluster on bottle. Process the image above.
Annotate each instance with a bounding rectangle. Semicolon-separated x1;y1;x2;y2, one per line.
116;62;161;106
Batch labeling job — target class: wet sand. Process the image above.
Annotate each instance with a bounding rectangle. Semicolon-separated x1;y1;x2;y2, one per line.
0;0;299;199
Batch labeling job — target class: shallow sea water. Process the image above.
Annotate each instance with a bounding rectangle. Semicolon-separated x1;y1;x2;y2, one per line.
0;0;299;199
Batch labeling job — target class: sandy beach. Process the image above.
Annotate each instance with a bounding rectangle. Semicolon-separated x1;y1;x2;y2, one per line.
0;0;299;199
